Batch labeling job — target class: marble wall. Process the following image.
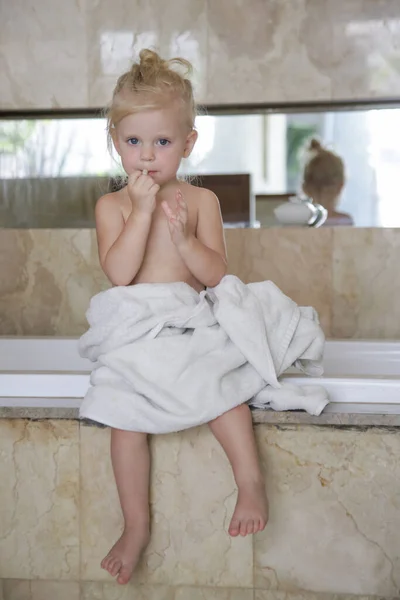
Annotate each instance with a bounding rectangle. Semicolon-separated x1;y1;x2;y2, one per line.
0;228;399;339
1;0;400;109
1;1;400;339
0;418;399;598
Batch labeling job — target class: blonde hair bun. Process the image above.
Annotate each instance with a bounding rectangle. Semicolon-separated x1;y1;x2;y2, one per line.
134;49;192;83
106;48;197;138
139;48;166;70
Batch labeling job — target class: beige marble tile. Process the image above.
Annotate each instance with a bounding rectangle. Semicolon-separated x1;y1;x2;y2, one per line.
239;229;333;337
0;420;80;579
1;581;31;600
80;425;253;586
254;426;400;595
225;229;247;281
301;0;400;100
207;0;400;104
0;230;109;336
82;583;254;599
86;0;207;107
81;583;174;600
2;580;80;600
0;227;332;336
1;0;400;111
0;0;87;109
0;228;253;336
2;226;400;339
332;228;400;338
0;231;32;334
207;0;331;104
173;589;254;600
0;231;31;296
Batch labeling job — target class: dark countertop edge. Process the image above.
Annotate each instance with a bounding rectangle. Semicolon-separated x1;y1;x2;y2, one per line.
2;98;400;119
1;407;400;429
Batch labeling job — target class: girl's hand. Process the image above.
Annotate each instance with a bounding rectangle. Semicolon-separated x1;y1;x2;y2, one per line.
127;170;160;215
162;190;191;247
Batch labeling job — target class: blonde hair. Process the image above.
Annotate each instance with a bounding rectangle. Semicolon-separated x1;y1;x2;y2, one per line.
106;48;197;146
303;138;345;191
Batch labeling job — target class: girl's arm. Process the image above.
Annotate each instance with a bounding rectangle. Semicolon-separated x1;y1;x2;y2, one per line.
96;172;159;286
163;189;227;288
95;194;152;286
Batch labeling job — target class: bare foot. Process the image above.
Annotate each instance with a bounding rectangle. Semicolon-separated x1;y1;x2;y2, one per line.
101;524;150;584
228;480;269;537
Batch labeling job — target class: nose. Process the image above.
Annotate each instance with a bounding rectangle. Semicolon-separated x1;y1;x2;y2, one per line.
140;144;155;162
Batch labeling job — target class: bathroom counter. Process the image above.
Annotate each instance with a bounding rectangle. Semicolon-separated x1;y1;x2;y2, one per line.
1;405;400;428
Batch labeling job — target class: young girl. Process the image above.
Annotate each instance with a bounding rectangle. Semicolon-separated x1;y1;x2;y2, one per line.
84;49;269;585
302;138;353;226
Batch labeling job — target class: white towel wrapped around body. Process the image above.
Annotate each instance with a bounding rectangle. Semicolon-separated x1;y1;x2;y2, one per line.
79;275;328;433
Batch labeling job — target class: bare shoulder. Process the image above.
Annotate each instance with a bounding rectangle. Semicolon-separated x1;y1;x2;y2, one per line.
197;187;222;224
179;182;221;211
95;190;125;217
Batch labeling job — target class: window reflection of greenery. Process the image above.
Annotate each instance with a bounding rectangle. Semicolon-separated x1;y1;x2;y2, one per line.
0;119;121;178
0;121;35;154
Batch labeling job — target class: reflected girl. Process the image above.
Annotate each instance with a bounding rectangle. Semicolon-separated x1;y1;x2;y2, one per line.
302;138;354;226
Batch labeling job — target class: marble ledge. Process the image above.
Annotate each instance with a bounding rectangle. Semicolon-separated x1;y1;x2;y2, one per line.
1;407;400;429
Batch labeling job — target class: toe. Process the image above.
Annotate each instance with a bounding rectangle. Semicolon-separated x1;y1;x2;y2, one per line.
101;554;111;570
110;558;122;577
253;519;261;534
105;556;115;574
239;519;247;537
117;564;133;585
246;519;254;535
229;518;240;537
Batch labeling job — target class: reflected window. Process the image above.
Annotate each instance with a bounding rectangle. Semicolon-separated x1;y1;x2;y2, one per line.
1;106;399;228
0;119;119;178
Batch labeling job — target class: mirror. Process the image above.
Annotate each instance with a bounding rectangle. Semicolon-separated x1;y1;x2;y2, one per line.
1;104;399;228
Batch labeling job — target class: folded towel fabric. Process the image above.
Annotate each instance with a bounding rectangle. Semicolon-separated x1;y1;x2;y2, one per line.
79;275;328;433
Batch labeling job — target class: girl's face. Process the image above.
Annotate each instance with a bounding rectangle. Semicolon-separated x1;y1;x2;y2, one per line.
112;104;197;186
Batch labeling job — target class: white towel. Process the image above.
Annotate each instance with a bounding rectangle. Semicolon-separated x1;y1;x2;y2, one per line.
79;275;328;433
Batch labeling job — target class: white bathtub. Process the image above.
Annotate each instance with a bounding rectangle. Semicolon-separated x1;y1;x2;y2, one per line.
0;338;399;414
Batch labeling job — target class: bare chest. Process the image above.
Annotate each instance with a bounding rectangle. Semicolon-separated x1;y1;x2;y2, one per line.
122;198;198;275
146;208;179;258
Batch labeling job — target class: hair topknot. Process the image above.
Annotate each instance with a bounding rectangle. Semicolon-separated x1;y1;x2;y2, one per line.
132;49;193;86
303;137;345;191
308;138;323;152
106;48;196;140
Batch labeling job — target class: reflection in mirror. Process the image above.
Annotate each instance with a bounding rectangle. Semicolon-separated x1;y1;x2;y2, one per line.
1;106;399;228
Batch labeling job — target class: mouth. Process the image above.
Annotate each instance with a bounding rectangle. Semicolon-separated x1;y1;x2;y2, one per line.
142;170;157;176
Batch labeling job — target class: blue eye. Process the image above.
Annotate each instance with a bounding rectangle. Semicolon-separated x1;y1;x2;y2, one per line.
158;138;170;146
127;137;139;145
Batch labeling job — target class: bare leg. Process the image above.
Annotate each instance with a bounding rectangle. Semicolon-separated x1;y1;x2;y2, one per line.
209;404;268;537
101;428;151;584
